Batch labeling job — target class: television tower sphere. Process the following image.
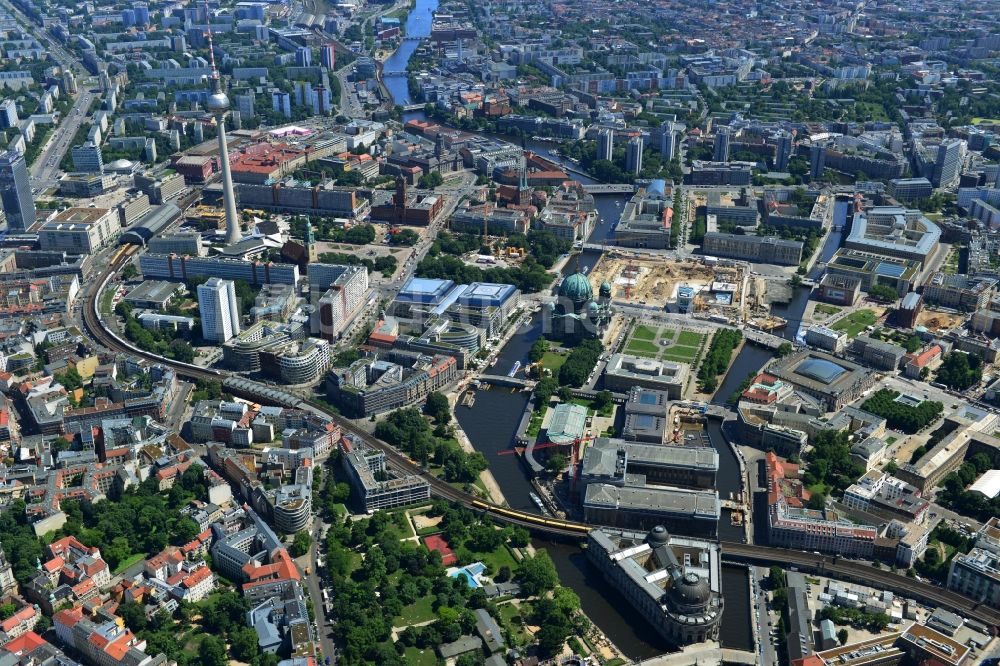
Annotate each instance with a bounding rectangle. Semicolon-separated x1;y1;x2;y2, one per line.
205;89;230;113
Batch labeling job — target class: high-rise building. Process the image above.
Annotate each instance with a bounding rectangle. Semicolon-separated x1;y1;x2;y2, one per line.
320;44;335;69
713;129;730;163
272;91;291;118
135;3;150;25
773;132;792;172
198;277;241;342
0;150;36;231
809;144;826;181
597;129;614;162
0;99;19;128
236;92;256;119
659;121;680;160
933;139;964;188
626;136;644;175
71;142;104;173
121;8;136;26
204;23;241;246
295;46;312;67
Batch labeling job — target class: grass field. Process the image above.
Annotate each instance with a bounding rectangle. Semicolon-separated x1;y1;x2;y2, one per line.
626;339;660;355
814;303;841;316
662;346;700;363
402;647;438;666
972;118;1000;125
677;330;704;347
831;309;877;337
113;553;147;575
498;602;534;646
660;329;676;340
541;350;568;375
397;596;438;625
632;324;657;340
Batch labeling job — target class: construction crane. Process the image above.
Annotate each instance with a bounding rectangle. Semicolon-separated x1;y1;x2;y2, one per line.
499;431;594;496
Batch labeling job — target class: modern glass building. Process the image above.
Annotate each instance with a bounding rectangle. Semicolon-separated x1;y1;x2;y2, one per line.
0;150;35;231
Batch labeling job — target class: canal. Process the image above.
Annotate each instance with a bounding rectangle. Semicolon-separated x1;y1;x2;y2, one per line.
381;0;439;105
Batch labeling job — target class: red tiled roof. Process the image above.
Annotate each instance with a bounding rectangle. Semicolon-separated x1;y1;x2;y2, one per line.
2;631;46;655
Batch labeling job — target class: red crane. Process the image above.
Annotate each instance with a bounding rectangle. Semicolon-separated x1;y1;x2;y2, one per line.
499;432;593;496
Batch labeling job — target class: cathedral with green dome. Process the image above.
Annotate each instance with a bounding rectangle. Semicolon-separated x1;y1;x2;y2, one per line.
547;270;613;340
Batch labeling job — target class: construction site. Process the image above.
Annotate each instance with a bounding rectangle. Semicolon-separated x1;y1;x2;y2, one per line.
588;251;717;306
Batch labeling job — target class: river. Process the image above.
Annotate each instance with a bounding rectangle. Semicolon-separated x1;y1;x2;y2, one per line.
381;0;439;105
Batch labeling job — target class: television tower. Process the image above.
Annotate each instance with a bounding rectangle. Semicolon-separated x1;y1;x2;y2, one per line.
204;0;241;246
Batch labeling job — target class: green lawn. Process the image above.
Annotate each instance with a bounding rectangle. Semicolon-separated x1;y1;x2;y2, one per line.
886;436;897;446
660;328;676;340
113;553;147;575
632;324;657;340
814;303;841;316
401;646;438;666
397;596;438;626
831;309;877;337
470;544;519;573
662;345;700;362
676;330;704;347
99;288;115;316
498;602;534;646
626;339;660;355
541;350;568;375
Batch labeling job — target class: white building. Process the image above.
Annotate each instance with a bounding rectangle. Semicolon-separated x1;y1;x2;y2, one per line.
198;278;241;343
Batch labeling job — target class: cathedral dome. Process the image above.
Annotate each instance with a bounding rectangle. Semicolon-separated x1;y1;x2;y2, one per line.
559;272;593;304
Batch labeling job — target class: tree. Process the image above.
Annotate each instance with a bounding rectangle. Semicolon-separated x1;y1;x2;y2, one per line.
198;635;227;666
838;628;849;645
517;551;559;596
935;351;982;391
593;390;613;413
423;391;451;424
808;492;827;510
418;171;444;188
291;530;312;557
868;283;898;302
775;342;793;357
229;626;259;662
529;338;548;364
122;264;139;280
557;386;574;402
0;603;16;620
546;453;567;474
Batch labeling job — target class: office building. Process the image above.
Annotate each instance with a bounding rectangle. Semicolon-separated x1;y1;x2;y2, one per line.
932;139;964;188
773;132;792;172
947;547;1000;609
0;99;18;129
850;336;906;371
922;273;996;310
71;142;104;173
713;129;730;163
824;248;920;296
320;44;336;69
38;208;121;253
148;232;204;256
888;177;933;202
340;437;430;512
597;128;614;161
702;232;803;266
328;351;460;417
198;277;241;343
805;326;848;353
845;206;940;267
684;162;752;186
815;273;861;306
139;253;300;285
313;265;370;342
614;180;674;249
626;136;644;175
587;527;723;646
0;150;36;231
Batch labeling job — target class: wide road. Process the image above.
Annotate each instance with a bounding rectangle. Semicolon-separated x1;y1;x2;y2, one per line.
81;255;1000;632
31;90;95;187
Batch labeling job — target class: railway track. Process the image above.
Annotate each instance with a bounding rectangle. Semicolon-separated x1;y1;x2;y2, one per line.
82;258;1000;628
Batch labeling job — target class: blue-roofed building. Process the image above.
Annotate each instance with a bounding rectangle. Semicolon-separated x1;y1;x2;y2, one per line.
677;285;696;313
395;277;456;304
825;248;920;296
767;350;877;412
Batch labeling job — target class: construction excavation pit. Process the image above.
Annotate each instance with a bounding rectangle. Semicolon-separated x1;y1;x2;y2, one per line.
588;253;717;308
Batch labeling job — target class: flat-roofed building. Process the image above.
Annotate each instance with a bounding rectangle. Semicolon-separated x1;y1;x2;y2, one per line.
580;437;718;491
124;280;181;310
621;387;670;443
614;181;674;249
947;547;1000;609
148;232;204;256
805;326;848;353
922;272;997;310
845;206;940;267
603;353;689;399
898;622;970;666
766;350;877;412
816;273;861;306
702;232;803;266
850;335;906;371
584;483;719;537
824;248;920;296
38;207;122;253
587;526;723;646
339;437;430;512
888;177;933;202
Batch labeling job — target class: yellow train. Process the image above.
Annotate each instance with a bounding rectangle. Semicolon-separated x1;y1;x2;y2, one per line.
470;499;591;534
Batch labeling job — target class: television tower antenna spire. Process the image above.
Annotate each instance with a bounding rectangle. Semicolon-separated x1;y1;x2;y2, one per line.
202;0;241;246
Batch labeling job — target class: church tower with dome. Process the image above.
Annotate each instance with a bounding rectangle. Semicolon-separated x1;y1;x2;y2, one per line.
547;268;613;341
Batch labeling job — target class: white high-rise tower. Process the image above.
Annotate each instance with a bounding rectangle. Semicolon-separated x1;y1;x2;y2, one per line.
204;0;241;246
198;278;241;342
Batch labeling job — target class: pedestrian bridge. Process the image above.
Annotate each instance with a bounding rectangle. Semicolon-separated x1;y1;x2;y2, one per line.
743;329;792;350
581;184;636;195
